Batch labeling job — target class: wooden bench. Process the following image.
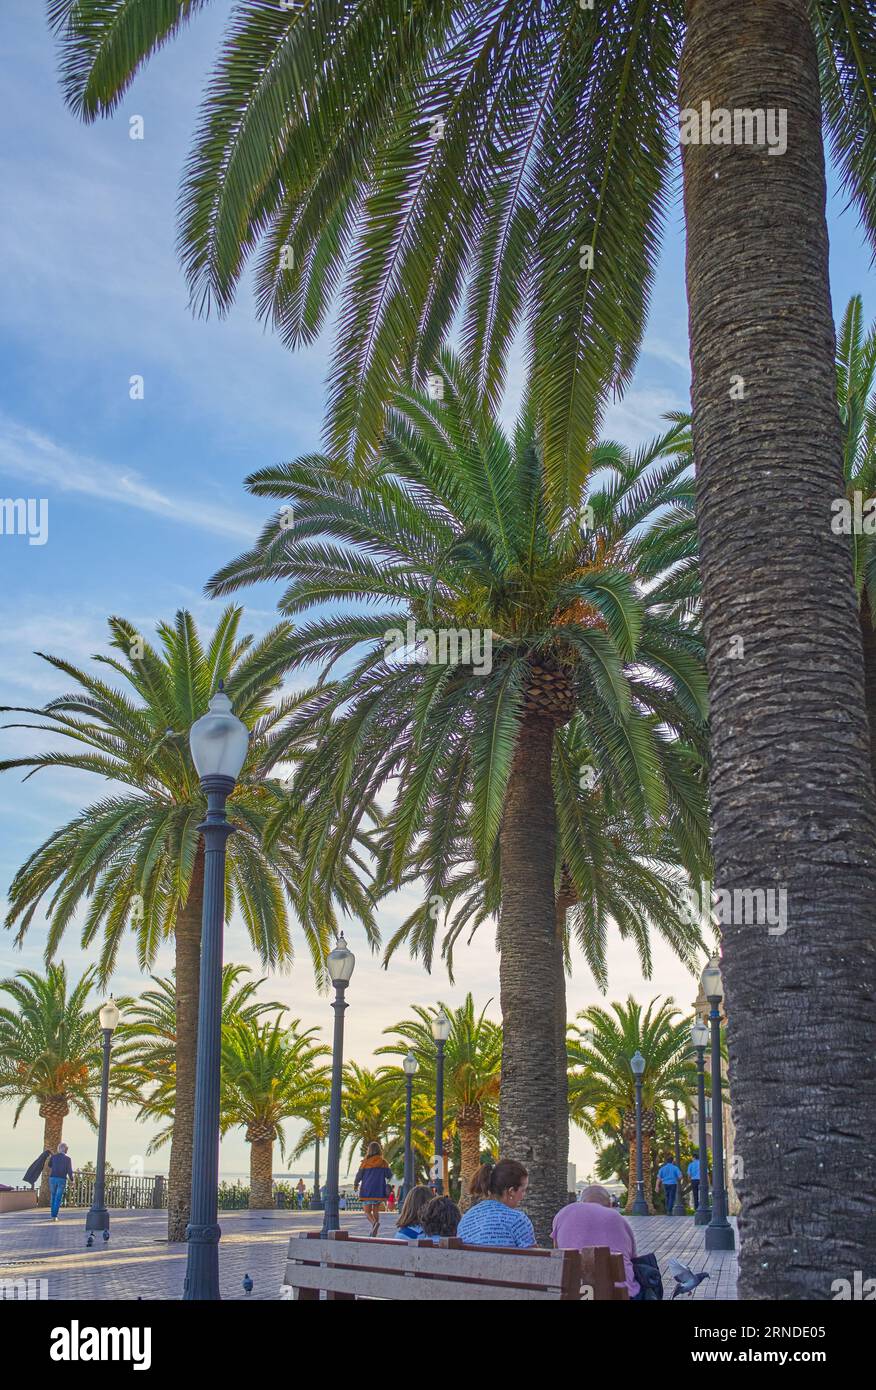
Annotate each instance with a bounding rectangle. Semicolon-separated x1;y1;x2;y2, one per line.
280;1230;629;1301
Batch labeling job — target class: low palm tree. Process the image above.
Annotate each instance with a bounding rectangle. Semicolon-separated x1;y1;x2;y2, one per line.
220;1018;329;1208
0;607;376;1240
567;997;698;1212
117;963;284;1150
376;995;501;1207
0;965;132;1207
208;357;708;1240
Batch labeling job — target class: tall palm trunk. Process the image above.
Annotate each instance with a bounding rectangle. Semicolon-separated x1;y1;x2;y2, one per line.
641;1110;656;1212
624;1112;637;1210
248;1131;274;1210
498;715;561;1245
167;843;205;1241
860;593;876;793
680;0;876;1296
624;1108;655;1213
555;883;574;1202
457;1115;482;1211
37;1098;68;1208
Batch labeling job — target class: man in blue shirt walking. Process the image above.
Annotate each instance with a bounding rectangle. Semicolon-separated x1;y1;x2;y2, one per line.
687;1156;701;1210
656;1155;683;1214
48;1144;73;1221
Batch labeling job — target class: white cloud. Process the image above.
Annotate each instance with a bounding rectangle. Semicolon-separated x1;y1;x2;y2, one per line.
0;414;256;541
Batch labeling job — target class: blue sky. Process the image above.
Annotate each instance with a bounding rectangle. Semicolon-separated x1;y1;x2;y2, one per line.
1;0;873;1181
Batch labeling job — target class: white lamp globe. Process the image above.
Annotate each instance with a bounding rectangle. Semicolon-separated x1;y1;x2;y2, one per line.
327;932;356;985
431;1009;451;1043
701;955;723;1002
189;684;249;782
99;996;120;1032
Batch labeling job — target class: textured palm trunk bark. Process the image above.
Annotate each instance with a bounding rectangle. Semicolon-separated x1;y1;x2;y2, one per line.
642;1121;655;1213
458;1120;482;1211
626;1134;637;1210
498;716;561;1245
554;889;573;1202
249;1136;274;1210
166;844;205;1242
37;1106;66;1208
860;595;876;793
681;0;876;1297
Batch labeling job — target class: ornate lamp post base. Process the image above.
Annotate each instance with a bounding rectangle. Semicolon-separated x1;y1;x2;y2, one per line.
705;1221;736;1251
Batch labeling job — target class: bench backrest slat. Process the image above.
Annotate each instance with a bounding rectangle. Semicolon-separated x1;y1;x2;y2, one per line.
285;1262;568;1301
282;1233;624;1301
285;1234;574;1289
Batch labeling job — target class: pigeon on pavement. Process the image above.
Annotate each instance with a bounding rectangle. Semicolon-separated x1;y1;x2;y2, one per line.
242;1273;254;1296
667;1256;711;1298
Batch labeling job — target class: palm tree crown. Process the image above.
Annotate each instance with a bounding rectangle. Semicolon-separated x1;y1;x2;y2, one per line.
46;2;876;485
0;606;374;978
210;355;708;902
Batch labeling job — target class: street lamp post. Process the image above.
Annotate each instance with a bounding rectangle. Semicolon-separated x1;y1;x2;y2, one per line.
672;1099;686;1216
630;1050;649;1215
312;1136;322;1211
183;685;249;1301
431;1009;451;1194
85;996;120;1247
402;1051;418;1202
701;956;735;1252
691;1020;712;1226
321;934;356;1236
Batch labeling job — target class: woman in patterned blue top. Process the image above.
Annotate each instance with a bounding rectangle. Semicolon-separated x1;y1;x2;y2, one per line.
456;1160;536;1248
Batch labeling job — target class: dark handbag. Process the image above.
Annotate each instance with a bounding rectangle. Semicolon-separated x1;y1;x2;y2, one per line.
632;1251;664;1300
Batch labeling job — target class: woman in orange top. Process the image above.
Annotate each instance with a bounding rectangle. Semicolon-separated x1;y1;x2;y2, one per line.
354;1141;394;1237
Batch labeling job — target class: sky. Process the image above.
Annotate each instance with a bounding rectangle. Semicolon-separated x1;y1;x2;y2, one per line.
1;1;873;1184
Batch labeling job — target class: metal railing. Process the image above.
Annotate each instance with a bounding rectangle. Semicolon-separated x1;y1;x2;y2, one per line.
63;1173;167;1210
55;1175;369;1213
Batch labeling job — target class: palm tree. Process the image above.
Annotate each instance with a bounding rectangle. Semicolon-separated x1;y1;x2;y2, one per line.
0;965;132;1207
220;1018;330;1208
376;995;501;1207
46;0;876;1291
567;997;697;1212
117;963;284;1150
0;607;376;1240
207;360;708;1240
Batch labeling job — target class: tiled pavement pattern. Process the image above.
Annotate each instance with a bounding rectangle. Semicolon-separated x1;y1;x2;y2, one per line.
0;1207;737;1301
625;1214;738;1300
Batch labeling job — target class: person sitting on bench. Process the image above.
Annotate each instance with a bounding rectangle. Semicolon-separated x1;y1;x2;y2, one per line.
419;1195;461;1242
551;1184;640;1299
396;1185;433;1240
456;1160;536;1248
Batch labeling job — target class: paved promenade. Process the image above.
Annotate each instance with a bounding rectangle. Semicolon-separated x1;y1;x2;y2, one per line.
0;1207;737;1301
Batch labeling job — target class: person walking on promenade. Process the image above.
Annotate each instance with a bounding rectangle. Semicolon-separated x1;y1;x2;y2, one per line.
687;1155;701;1211
48;1143;73;1220
354;1141;393;1237
656;1155;683;1214
456;1160;535;1248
